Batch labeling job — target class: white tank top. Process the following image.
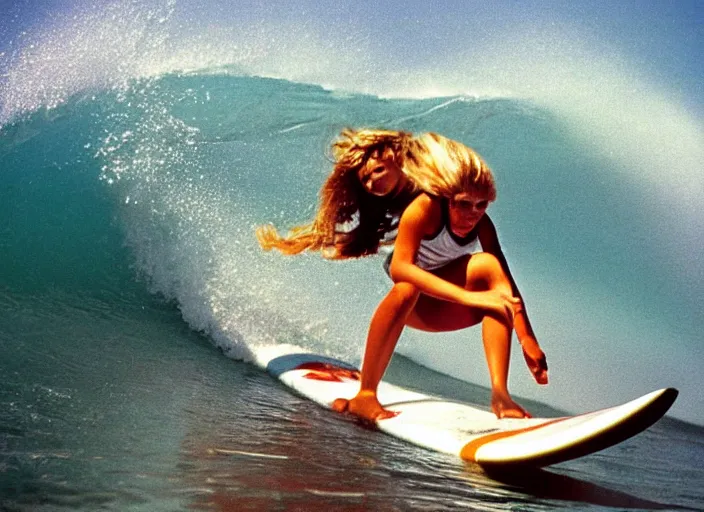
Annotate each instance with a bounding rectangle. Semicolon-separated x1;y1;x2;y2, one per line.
415;223;483;270
383;202;483;274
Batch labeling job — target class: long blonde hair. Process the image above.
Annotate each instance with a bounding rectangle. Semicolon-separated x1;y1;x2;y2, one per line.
403;132;496;201
256;128;416;258
255;130;495;259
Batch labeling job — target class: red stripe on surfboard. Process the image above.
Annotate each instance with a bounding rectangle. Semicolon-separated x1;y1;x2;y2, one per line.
460;418;568;462
295;362;361;382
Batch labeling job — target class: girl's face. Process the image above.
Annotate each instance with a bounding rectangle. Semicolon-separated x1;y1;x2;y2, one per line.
357;148;403;197
448;191;490;237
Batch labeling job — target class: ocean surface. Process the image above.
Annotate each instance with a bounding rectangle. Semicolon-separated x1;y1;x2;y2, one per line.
2;2;704;510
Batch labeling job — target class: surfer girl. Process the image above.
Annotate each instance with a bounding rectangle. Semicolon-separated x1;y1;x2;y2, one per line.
256;128;419;259
256;130;547;420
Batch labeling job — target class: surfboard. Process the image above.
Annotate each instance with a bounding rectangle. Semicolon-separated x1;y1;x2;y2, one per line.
263;352;678;469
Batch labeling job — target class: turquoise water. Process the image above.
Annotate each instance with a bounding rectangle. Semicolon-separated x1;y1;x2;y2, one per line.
2;1;704;509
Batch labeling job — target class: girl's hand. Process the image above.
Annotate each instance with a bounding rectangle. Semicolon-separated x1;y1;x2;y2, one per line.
470;290;522;324
520;337;549;385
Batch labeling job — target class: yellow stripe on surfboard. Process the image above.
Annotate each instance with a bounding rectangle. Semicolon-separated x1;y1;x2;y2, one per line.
460;418;567;461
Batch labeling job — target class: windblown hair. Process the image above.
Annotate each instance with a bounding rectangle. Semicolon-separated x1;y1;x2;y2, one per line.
256;128;416;259
403;133;496;202
255;130;495;259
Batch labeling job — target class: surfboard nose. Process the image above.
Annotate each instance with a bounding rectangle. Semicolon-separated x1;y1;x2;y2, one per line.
472;387;680;469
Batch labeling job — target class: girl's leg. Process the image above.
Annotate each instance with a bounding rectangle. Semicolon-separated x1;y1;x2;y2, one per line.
466;253;529;417
332;282;420;421
336;253;528;421
407;253;530;418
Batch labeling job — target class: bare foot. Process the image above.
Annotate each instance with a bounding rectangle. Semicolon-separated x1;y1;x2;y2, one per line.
492;392;531;419
332;391;399;422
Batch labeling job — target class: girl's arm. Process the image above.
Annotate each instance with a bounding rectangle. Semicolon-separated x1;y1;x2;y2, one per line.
477;215;536;338
478;215;548;384
389;195;518;322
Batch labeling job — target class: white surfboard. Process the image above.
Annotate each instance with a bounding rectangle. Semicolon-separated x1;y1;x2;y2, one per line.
264;352;678;469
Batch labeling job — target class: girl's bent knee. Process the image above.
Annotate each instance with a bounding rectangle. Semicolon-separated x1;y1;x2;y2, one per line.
467;252;509;289
474;252;501;270
389;282;419;304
